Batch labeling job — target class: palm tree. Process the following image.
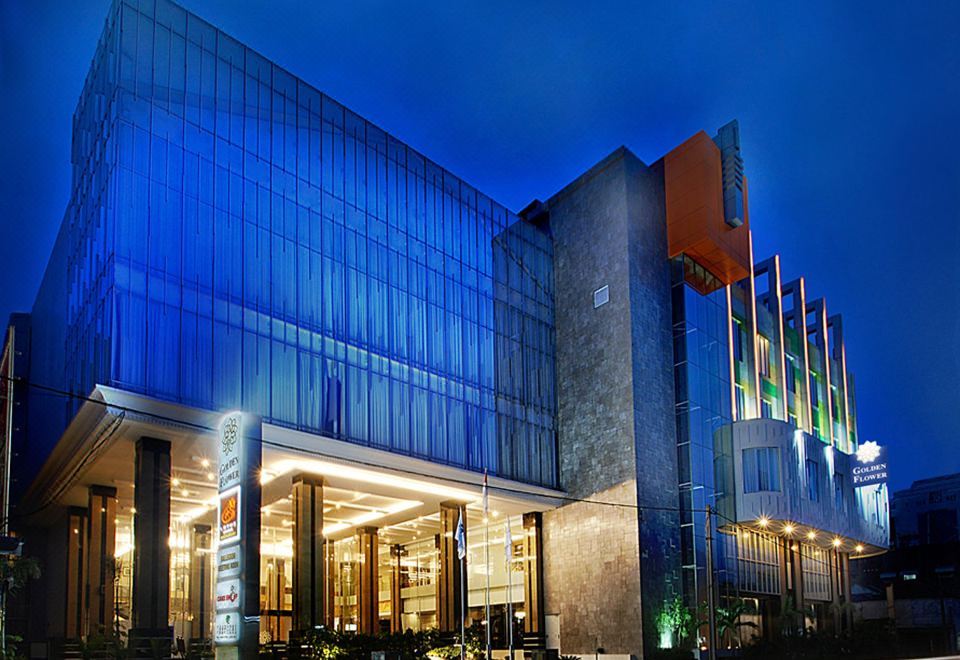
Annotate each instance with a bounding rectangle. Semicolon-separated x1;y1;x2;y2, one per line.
715;599;759;648
779;595;815;638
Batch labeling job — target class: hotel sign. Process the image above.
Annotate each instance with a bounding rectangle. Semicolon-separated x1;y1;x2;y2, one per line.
214;412;261;659
853;441;888;488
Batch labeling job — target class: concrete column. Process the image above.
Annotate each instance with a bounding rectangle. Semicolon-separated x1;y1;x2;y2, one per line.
131;437;171;642
522;512;545;650
189;524;212;641
357;527;379;634
85;485;117;637
829;549;841;634
292;474;325;634
64;507;87;639
390;544;403;633
325;540;335;629
840;552;852;632
437;502;466;635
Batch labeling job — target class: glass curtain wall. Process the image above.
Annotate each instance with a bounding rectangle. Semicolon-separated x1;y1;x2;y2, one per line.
671;257;737;608
49;0;557;490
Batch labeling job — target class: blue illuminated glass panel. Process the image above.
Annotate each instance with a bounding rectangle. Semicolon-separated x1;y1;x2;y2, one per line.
40;0;557;488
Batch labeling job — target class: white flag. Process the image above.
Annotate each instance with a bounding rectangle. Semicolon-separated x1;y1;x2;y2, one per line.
482;471;489;515
455;510;466;560
504;520;512;562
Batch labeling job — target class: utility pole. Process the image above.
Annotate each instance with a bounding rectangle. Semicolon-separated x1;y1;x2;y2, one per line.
705;505;717;660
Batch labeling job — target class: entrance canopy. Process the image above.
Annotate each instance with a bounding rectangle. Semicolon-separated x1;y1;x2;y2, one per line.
22;385;563;546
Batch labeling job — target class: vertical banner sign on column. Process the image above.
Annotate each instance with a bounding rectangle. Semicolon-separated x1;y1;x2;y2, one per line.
214;412;262;659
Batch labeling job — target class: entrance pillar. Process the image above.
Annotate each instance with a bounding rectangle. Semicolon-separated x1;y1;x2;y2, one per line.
292;474;325;634
130;437;172;646
325;540;335;628
522;512;545;651
390;544;403;633
65;507;87;639
357;527;379;634
437;502;466;637
190;524;212;641
85;485;117;637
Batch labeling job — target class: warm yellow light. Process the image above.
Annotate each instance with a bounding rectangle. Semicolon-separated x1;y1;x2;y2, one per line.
807;530;817;540
758;516;770;528
855;544;864;553
832;538;842;548
172;478;181;487
783;524;795;535
200;458;210;468
206;472;215;481
268;458;479;502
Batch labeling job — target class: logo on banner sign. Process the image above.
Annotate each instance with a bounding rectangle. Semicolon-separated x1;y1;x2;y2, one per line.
219;486;241;543
216;578;242;612
219;412;243;491
214;612;241;644
853;441;888;487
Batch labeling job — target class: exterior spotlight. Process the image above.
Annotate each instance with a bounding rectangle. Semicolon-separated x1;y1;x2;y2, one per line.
855;544;864;553
783;524;795;535
758;516;769;528
200;458;210;468
172;478;181;487
832;538;842;548
807;530;817;540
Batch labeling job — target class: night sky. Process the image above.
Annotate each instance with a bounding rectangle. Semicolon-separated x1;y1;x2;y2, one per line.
1;1;957;492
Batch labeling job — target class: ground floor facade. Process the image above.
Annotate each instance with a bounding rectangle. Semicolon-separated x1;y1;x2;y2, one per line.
18;387;559;658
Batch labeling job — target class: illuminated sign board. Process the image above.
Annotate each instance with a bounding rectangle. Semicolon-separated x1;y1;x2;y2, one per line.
852;441;888;488
216;546;241;578
218;486;241;543
214;612;241;644
215;578;242;612
214;412;261;658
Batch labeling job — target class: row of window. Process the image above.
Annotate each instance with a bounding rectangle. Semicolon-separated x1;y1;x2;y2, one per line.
742;447;847;512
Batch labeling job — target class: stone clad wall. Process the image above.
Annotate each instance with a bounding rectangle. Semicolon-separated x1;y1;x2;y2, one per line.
543;480;643;655
545;150;644;655
543;148;680;657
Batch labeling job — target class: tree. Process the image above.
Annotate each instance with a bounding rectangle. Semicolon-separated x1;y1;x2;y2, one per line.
0;554;41;659
656;597;704;649
715;598;759;648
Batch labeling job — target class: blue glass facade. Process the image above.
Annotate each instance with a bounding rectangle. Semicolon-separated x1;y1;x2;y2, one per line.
32;0;557;487
671;257;736;605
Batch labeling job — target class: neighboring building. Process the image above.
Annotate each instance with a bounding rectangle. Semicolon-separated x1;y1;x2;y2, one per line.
3;0;888;658
853;473;960;655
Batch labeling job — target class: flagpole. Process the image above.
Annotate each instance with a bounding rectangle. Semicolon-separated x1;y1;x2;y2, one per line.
483;472;491;660
506;520;514;660
459;506;466;660
460;550;467;660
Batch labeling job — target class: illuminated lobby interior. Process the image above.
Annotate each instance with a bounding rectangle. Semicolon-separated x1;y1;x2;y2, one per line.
28;388;557;651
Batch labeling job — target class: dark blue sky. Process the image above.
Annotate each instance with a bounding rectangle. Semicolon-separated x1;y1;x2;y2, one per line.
1;1;957;491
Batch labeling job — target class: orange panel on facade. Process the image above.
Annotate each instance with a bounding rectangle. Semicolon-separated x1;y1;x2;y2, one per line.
663;131;751;291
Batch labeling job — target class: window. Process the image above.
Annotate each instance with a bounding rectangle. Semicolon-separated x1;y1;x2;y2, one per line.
757;335;771;378
593;285;609;308
785;355;797;394
732;318;744;363
743;447;781;493
834;473;846;512
806;459;820;502
809;371;819;408
760;398;773;419
735;384;746;419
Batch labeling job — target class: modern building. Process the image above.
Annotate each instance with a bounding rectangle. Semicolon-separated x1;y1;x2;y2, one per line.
2;0;889;658
853;473;960;655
